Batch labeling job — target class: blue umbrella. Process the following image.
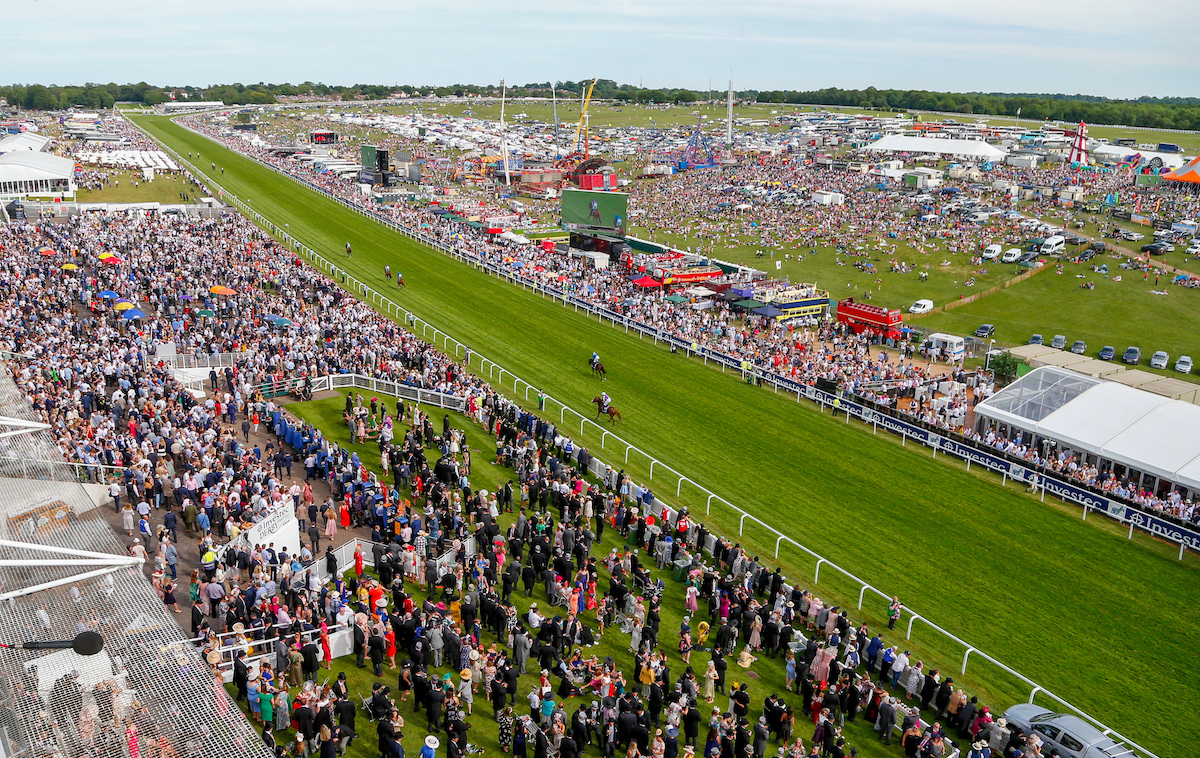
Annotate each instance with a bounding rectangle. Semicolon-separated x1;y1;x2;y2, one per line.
98;290;119;299
121;309;147;319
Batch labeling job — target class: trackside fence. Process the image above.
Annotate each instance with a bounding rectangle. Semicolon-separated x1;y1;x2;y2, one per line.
129;116;1162;758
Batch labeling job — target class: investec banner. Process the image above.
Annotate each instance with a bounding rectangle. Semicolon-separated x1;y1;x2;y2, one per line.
800;386;1200;552
242;504;302;558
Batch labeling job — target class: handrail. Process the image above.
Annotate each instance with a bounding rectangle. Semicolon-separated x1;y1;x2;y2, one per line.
129;114;1161;758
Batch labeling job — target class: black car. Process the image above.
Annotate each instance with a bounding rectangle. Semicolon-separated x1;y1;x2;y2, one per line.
1091;240;1107;252
975;324;995;338
1141;242;1170;255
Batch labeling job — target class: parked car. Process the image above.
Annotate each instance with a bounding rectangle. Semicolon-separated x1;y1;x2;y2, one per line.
908;299;934;314
1070;340;1087;354
1003;705;1128;758
1187;241;1200;255
1150;350;1170;369
1141;242;1172;255
1001;248;1023;263
1098;345;1116;361
1123;346;1141;364
1051;335;1067;349
982;244;1002;260
975;324;995;338
1090;240;1107;252
1175;355;1193;374
1029;334;1044;345
1120;230;1145;241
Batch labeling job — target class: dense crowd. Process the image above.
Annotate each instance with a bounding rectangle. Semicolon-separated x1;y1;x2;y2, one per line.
172;115;1200;518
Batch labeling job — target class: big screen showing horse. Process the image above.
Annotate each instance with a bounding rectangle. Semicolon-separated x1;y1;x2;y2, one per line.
561;190;628;236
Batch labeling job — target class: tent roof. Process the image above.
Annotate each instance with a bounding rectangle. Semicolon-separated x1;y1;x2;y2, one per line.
1161;155;1200;184
0;132;52;154
976;366;1200;490
862;134;1006;161
0;151;74;182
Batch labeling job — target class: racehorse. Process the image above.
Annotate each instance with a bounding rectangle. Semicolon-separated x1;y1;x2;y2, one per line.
590;359;607;380
593;397;622;425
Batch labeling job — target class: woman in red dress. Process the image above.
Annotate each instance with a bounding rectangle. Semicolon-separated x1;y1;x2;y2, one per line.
340;502;350;529
354;545;364;578
320;621;333;670
385;627;397;670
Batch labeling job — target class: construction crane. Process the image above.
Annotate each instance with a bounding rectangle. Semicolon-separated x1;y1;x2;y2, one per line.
572;78;598;156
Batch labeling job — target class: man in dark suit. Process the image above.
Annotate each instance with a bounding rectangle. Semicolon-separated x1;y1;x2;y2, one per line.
369;630;387;677
232;651;249;701
354;622;367;668
335;694;357;753
877;696;896;745
377;710;396;758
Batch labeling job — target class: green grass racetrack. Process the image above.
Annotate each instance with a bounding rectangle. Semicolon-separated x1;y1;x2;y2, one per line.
135;115;1199;758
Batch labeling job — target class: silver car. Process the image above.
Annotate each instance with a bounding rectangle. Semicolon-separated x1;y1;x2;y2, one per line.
1176;355;1193;374
1002;705;1128;758
1149;350;1169;369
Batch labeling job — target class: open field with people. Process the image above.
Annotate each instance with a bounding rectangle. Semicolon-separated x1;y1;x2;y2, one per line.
218;387;932;758
74;167;204;204
136;112;1200;758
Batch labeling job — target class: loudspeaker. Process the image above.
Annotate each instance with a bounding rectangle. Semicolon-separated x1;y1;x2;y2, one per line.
815;378;838;394
376;148;390;174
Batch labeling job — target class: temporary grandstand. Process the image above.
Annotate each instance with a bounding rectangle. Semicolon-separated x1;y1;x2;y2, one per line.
975;366;1200;496
861;134;1007;161
0;371;272;758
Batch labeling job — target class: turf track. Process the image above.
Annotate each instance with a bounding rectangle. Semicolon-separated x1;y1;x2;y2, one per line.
134;114;1200;758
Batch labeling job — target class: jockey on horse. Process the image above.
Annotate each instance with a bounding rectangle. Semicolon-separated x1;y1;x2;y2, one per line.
599;391;611;413
590;351;607;380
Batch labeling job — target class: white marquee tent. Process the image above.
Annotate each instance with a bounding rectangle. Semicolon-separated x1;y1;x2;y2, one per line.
0;132;52;154
975;366;1200;492
862;134;1007;161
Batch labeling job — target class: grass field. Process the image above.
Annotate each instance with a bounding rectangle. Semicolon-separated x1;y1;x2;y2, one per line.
76;168;205;204
278;389;921;758
222;430;907;758
134;114;1200;758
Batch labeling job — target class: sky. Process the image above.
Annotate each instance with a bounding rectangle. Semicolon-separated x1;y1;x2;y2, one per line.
6;0;1197;98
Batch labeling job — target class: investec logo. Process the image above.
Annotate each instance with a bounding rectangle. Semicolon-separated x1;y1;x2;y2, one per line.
1043;479;1107;510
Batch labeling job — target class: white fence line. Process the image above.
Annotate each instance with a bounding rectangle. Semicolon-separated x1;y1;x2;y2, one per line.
131;115;1160;758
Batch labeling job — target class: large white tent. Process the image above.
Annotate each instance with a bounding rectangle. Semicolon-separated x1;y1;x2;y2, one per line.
975;366;1200;492
0;152;76;197
0;132;52;154
862;134;1006;161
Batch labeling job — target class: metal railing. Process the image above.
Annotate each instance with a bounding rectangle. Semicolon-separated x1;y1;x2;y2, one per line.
130;115;1159;758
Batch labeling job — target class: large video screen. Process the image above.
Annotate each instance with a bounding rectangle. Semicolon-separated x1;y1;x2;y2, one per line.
561;189;628;236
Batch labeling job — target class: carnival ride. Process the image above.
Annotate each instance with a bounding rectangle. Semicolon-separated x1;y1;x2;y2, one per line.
652;116;721;172
553;79;611;185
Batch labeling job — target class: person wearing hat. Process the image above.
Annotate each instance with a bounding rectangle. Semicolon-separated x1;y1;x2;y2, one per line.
421;735;440;758
369;628;387;677
232;650;249;702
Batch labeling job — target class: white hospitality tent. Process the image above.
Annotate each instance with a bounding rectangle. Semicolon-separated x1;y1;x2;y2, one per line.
0;151;76;197
975;366;1200;494
862;134;1007;162
0;132;53;154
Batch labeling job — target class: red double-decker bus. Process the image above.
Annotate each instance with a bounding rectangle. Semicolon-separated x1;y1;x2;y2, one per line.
836;298;903;336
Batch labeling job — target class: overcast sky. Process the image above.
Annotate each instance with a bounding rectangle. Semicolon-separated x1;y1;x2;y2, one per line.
7;0;1196;98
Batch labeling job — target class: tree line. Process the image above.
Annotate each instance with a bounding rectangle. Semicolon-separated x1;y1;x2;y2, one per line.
3;81;1198;130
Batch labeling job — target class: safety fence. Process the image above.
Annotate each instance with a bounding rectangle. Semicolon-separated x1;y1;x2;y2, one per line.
169;117;1199;559
131;117;1160;758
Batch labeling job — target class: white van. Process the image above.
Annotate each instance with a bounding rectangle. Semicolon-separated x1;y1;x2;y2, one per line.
923;332;965;362
1001;248;1023;263
982;244;1002;260
1040;235;1065;255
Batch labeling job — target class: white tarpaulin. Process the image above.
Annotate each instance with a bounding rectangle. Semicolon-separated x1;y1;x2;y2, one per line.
862;135;1006;161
